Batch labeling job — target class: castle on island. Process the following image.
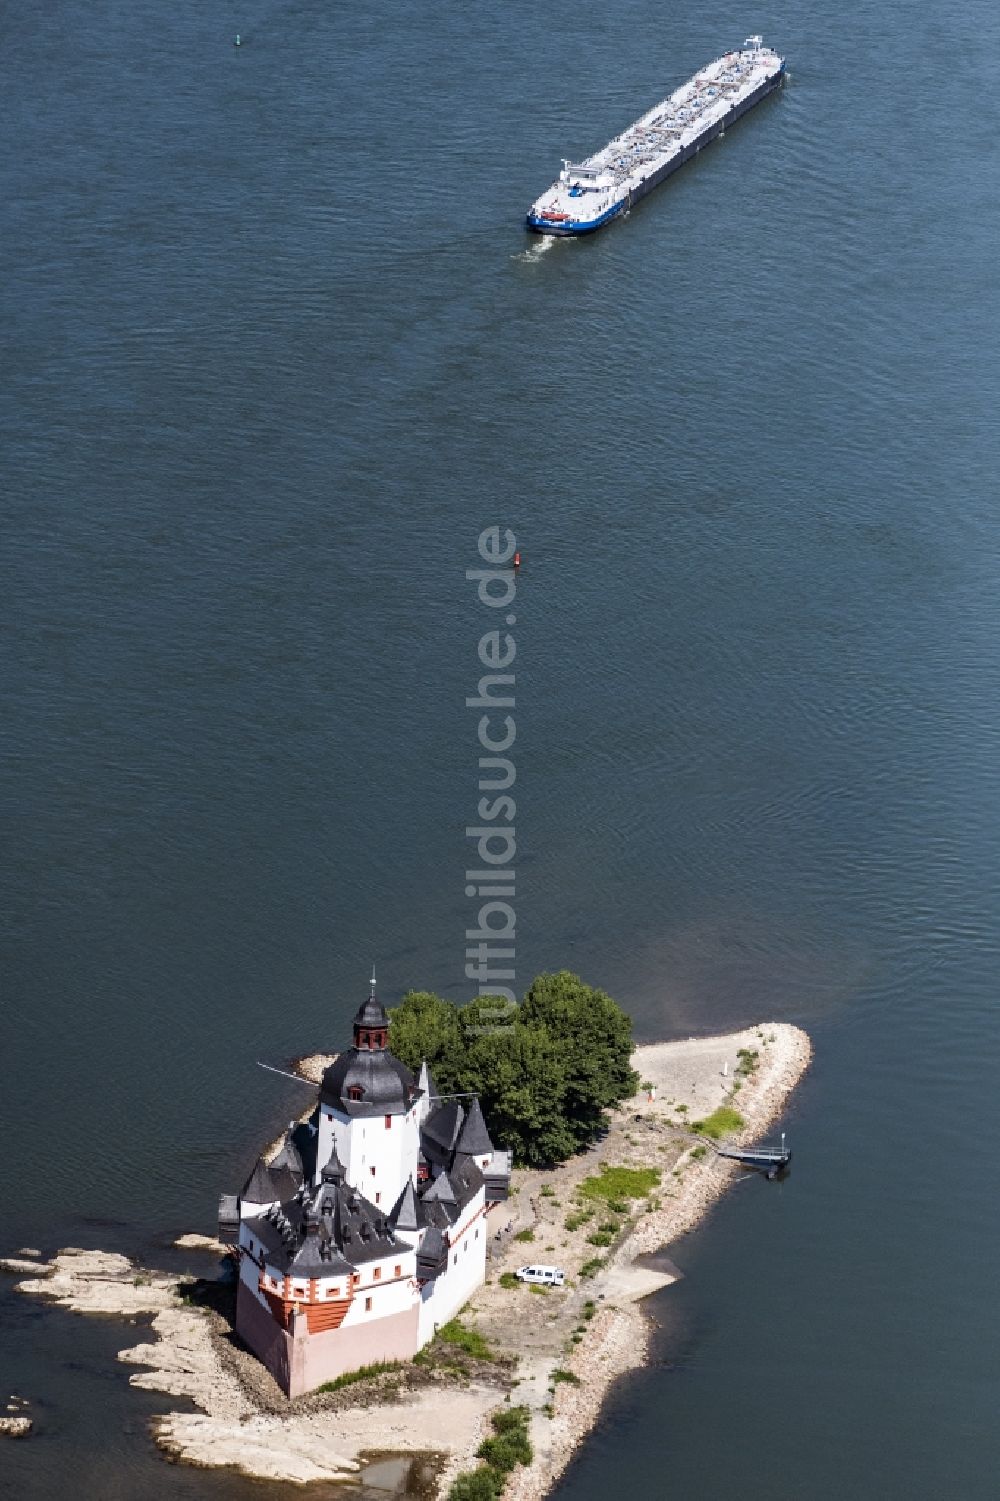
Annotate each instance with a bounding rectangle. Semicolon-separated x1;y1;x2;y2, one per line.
218;975;511;1397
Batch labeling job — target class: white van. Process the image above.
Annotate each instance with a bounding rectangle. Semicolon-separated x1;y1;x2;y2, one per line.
515;1264;566;1287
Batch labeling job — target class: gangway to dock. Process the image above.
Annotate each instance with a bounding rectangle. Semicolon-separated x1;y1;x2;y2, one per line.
713;1131;791;1179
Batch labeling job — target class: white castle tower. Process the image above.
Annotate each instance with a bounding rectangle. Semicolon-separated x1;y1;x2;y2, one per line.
314;970;422;1209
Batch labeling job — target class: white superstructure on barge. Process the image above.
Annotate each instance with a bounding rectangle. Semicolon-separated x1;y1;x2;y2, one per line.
527;37;784;236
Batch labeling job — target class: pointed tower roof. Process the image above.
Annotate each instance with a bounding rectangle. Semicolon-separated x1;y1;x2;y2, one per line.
422;1099;465;1153
320;1143;346;1182
241;1156;279;1203
353;965;389;1034
455;1095;494;1156
270;1128;304;1180
423;1170;456;1205
388;1179;424;1232
417;1059;436;1102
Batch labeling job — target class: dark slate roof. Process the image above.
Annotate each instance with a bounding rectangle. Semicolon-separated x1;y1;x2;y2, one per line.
353;989;389;1031
247;1177;398;1274
241;1157;281;1203
423;1170;456;1205
320;1143;347;1182
318;1179;398;1265
422;1099;465;1153
388;1179;424;1233
291;1114;319;1182
270;1129;304;1180
422;1198;456;1231
416;1225;447;1279
320;1047;416;1118
455;1096;494;1156
448;1154;486;1212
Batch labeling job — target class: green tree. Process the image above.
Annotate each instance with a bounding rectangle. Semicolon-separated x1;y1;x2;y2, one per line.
520;971;638;1146
470;1025;576;1167
388;973;637;1168
388;990;464;1086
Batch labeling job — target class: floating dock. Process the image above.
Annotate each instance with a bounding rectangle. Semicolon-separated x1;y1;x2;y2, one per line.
527;36;784;236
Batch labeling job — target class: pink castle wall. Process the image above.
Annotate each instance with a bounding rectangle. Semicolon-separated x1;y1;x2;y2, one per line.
235;1282;421;1398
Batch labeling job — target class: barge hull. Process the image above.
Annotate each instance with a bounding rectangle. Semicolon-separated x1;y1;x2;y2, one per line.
527;39;784;236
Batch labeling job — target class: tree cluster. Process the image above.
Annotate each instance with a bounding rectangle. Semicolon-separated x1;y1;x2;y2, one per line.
389;971;638;1167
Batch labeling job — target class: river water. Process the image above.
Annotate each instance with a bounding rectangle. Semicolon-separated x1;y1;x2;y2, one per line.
3;0;1000;1495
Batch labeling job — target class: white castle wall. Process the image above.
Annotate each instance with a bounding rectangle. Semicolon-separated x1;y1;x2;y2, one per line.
315;1102;422;1210
417;1190;488;1345
341;1253;418;1326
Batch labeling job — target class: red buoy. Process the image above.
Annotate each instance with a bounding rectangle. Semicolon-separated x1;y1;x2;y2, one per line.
513;550;521;570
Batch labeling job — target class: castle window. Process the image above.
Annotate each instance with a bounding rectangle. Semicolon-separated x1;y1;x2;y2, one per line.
394;1264;402;1278
385;1114;392;1129
347;1085;364;1101
365;1296;372;1312
375;1193;381;1204
371;1166;376;1176
374;1267;381;1279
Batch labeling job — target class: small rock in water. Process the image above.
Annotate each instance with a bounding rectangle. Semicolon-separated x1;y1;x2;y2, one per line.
17;1248;41;1258
173;1233;227;1254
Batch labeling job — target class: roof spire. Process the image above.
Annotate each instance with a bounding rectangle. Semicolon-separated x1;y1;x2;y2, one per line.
352;965;389;1050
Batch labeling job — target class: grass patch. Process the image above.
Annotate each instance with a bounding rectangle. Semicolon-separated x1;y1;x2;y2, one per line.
539;1184;555;1197
736;1048;759;1077
437;1320;494;1361
690;1145;708;1161
691;1105;745;1141
564;1208;593;1231
582;1300;596;1319
529;1284;549;1296
579;1165;661;1205
514;1228;534;1243
552;1368;580;1385
317;1360;403;1393
498;1271;519;1290
579;1256;605;1279
586;1231;613;1248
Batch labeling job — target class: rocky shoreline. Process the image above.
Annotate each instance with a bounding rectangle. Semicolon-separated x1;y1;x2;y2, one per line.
501;1023;813;1501
7;1022;811;1497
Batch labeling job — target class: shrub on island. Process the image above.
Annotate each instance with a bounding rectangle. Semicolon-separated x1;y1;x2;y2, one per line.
448;1406;533;1499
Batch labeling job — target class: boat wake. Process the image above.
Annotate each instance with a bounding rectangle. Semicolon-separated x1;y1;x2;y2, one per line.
511;236;559;264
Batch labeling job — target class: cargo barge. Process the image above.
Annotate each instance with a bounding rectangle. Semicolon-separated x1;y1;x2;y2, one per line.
526;37;784;236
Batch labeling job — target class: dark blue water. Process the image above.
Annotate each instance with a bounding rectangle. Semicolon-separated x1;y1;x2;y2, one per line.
4;0;1000;1494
